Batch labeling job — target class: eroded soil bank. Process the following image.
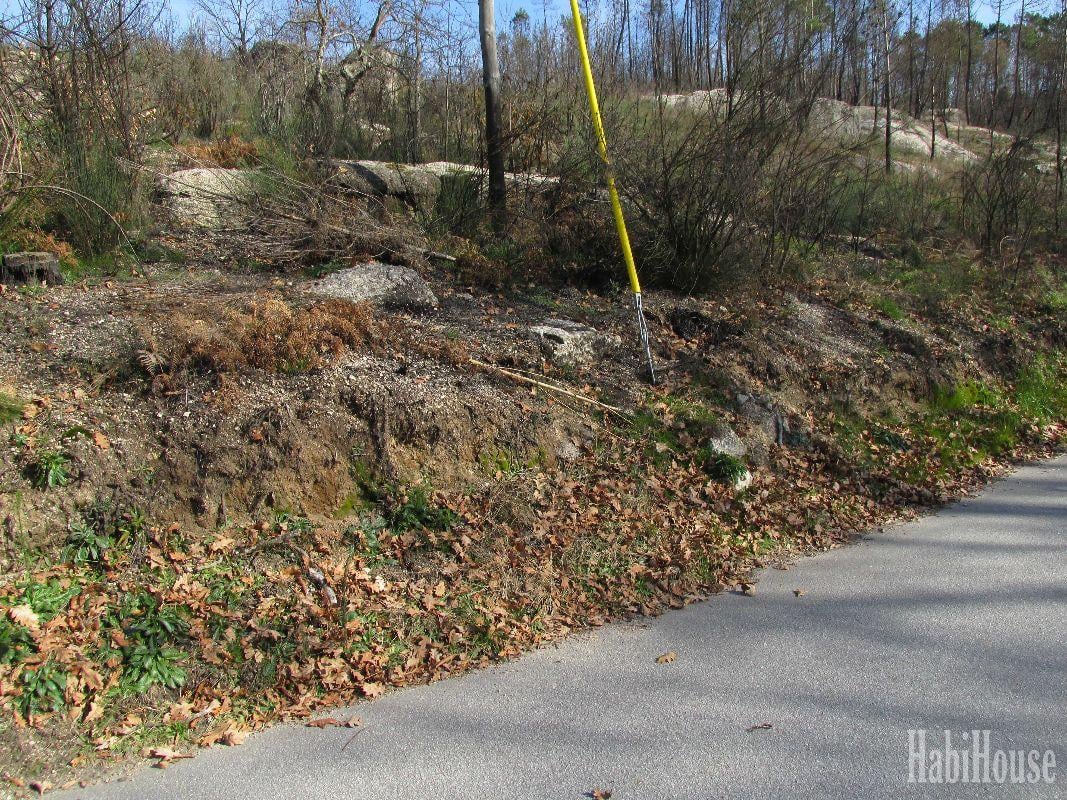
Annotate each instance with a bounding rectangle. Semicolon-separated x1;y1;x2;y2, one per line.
0;242;1063;794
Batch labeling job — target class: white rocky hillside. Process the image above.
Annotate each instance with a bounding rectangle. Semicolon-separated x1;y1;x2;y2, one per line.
654;89;1056;169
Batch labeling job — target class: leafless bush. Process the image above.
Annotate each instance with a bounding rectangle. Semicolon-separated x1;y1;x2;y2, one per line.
212;170;431;270
0;75;21;217
612;84;853;291
960;138;1051;257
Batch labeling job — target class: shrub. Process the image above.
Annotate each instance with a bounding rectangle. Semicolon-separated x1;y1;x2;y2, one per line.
144;294;391;380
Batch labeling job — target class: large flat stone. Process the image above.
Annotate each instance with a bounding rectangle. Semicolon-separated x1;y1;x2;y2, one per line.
309;262;438;311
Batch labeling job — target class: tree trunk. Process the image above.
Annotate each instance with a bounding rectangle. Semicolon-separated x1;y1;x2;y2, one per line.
479;0;507;234
883;1;893;173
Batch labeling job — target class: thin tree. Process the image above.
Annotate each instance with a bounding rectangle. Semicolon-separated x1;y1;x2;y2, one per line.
479;0;506;233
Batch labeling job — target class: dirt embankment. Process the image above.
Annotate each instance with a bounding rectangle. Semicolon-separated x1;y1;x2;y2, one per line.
0;232;1063;792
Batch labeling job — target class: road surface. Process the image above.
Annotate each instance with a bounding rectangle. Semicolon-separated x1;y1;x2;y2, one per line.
60;455;1067;799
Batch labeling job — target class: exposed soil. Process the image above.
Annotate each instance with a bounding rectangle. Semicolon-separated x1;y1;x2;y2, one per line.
0;220;1062;795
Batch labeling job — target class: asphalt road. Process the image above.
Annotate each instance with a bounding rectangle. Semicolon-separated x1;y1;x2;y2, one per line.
60;455;1067;799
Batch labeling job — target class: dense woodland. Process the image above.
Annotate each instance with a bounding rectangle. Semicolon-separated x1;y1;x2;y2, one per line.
2;0;1067;291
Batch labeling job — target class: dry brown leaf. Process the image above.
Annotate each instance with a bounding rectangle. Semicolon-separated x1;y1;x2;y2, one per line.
149;746;193;767
793;588;806;597
8;605;40;632
361;682;385;698
655;650;677;664
208;537;236;553
221;727;248;746
83;700;105;726
305;716;359;729
746;722;773;732
92;431;110;450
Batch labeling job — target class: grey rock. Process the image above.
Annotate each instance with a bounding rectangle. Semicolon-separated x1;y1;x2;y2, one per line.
732;468;753;492
705;423;748;458
310;262;438;311
328;160;441;210
1;252;64;286
530;318;622;367
157;168;256;229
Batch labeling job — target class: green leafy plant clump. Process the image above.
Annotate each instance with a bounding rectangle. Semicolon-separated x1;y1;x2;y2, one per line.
0;616;35;666
109;591;190;692
871;295;906;321
700;451;749;484
1013;355;1067;425
18;660;68;717
66;517;114;566
26;449;73;489
385;485;459;533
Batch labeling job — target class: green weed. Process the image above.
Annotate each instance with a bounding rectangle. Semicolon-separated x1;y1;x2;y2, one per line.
18;660;68;717
1014;355;1067;424
271;509;314;535
700;451;749;484
109;591;189;693
0;616;35;665
26;450;72;489
871;295;906;321
385;485;458;533
65;517;114;566
344;516;397;569
0;393;24;424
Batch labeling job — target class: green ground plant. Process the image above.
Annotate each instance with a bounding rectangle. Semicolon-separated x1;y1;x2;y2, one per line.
26;450;72;490
18;660;68;717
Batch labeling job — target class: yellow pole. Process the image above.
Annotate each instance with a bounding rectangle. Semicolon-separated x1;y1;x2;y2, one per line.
568;0;656;383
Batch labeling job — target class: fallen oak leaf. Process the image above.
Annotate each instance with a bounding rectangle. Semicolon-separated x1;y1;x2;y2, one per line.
306;717;344;729
208;536;236;553
361;682;385;698
92;431;110;450
221;726;248;746
655;650;677;664
149;747;193;768
8;605;40;632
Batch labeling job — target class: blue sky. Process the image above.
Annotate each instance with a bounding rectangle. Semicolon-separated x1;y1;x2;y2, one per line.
155;0;1018;29
1;0;1022;38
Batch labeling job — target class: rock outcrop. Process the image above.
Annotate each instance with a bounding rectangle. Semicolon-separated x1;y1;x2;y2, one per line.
326;160;560;211
157;168;255;229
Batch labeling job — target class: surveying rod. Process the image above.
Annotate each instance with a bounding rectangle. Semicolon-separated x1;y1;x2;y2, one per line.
567;0;656;384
